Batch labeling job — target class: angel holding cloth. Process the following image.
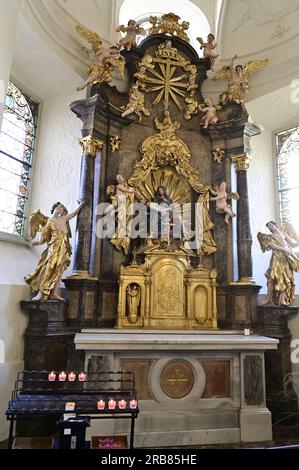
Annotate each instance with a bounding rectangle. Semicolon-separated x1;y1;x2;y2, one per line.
25;200;85;301
257;221;299;306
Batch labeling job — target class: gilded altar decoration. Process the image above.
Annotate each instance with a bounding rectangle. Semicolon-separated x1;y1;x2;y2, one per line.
128;111;217;255
78;135;103;156
116;20;145;51
148;13;190;42
210;182;239;224
25;201;85;301
121;84;150;121
76;24;125;91
213;148;225;164
117;245;218;330
105;174;135;255
135;40;198;112
215;55;268;106
257;221;299;306
110;136;121;152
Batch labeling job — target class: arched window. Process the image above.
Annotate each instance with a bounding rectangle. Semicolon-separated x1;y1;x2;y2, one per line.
276;126;299;233
119;0;210;53
0;82;38;240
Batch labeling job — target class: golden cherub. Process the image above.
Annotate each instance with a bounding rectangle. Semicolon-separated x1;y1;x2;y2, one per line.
76;24;125;91
121;84;150;122
215;54;268;107
116;20;145;51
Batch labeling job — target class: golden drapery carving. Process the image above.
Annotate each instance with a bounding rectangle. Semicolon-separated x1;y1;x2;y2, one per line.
128;112;217;255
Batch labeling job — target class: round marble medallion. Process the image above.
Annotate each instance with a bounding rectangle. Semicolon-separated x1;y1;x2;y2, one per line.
160;360;195;399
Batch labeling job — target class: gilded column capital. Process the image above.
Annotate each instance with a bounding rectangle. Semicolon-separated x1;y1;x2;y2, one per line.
231;153;251;171
78;135;104;157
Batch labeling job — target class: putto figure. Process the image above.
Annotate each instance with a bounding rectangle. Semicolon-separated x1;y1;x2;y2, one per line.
121;84;150;122
197;34;218;69
257;221;299;306
215;54;268;106
76;24;124;91
116;20;145;51
210;182;239;224
198;97;221;128
25;200;85;301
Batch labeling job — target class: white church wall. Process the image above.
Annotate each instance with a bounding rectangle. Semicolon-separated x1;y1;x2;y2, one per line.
0;11;85;438
247;86;299;374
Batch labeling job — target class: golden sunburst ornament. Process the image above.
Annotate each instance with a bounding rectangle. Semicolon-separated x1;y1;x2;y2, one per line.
135;40;198;111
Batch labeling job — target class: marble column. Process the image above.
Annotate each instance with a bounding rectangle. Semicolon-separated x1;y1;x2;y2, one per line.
0;0;20;128
71;135;103;279
231;153;254;284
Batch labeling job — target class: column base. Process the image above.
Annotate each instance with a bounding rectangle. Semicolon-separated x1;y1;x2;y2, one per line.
63;277;98;328
66;270;98;281
239;408;272;442
230;277;257;286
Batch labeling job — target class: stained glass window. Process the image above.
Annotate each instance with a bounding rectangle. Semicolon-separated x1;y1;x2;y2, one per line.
276;126;299;233
0;82;38;238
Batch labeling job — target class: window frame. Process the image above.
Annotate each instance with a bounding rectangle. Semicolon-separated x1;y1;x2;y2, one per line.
273;121;299;247
0;78;41;246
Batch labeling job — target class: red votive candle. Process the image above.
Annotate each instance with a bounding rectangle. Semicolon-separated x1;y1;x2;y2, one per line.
48;372;56;382
118;399;126;410
97;400;105;410
68;372;76;382
108;399;116;410
59;371;67;382
78;372;86;382
129;399;138;409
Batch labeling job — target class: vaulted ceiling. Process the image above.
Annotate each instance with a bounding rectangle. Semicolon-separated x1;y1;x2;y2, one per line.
14;0;299;101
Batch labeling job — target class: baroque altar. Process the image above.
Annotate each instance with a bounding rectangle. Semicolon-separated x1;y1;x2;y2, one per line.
20;13;289;446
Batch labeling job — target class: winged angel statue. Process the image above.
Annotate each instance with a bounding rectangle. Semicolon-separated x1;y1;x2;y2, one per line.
215;54;268;107
257;221;299;306
76;25;125;91
25;201;85;301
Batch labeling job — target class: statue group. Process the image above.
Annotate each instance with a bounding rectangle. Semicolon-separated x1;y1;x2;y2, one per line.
24;13;299;311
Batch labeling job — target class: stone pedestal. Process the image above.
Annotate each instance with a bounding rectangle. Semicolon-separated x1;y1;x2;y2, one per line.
20;301;73;371
75;329;277;447
225;284;261;330
63;277;98;329
255;305;299;422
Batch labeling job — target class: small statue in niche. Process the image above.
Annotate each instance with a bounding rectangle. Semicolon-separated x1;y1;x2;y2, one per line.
215;54;268;107
198;97;221;128
257;221;299;306
210;182;239;224
126;284;141;324
105;174;135;255
116;20;145;51
121;84;150;122
25;200;85;300
76;24;124;91
197;34;219;69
